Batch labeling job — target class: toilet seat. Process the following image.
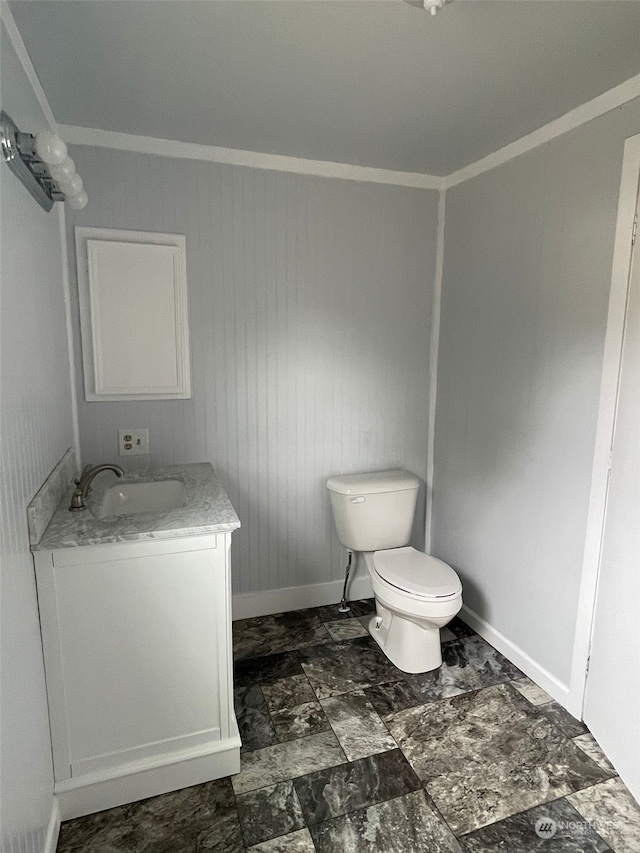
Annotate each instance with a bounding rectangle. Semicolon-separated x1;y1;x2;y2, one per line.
373;546;461;600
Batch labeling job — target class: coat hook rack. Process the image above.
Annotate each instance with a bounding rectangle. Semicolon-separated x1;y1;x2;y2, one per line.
1;111;88;212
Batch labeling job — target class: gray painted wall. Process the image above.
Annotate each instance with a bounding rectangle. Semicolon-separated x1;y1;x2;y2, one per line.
65;147;439;596
0;22;74;853
433;98;640;687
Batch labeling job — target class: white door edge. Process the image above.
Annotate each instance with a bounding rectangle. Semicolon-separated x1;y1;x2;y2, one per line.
567;133;640;719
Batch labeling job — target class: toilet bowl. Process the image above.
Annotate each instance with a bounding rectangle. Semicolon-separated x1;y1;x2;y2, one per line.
364;547;462;673
326;469;463;674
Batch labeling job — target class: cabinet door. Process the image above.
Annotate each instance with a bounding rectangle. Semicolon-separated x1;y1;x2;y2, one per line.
76;228;190;401
54;547;224;777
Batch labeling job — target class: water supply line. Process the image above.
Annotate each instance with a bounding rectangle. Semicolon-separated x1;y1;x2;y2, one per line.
338;550;353;613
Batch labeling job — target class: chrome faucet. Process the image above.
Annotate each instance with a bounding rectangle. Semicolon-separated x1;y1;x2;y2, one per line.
69;463;125;511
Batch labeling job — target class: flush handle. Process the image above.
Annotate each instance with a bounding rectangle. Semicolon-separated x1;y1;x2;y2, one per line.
351;496;366;504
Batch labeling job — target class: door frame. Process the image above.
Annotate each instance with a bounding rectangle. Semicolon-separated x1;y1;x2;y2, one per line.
567;133;640;718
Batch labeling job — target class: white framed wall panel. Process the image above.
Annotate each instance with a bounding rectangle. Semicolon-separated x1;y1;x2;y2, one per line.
75;227;190;400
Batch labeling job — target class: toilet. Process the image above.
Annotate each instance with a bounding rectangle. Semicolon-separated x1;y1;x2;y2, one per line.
326;469;462;673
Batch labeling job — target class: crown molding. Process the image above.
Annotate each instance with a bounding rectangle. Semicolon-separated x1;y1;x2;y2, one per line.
0;0;58;131
59;124;444;190
444;73;640;189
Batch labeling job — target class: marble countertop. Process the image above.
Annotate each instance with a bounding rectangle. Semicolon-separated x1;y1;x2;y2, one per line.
35;462;240;550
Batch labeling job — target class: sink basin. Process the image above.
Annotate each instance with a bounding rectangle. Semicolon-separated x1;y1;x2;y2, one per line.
99;480;187;518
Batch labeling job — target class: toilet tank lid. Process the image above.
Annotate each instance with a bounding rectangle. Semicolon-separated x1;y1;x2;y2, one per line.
326;470;420;495
373;547;461;598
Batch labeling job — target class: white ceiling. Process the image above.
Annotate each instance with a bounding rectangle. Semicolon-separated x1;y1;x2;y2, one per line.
9;1;640;176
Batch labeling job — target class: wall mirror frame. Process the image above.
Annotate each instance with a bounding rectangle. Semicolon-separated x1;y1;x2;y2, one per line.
75;227;191;401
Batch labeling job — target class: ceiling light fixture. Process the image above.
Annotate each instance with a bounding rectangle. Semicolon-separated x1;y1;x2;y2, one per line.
405;0;450;16
423;0;446;15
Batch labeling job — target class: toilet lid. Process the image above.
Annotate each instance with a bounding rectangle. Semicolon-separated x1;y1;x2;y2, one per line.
373;547;461;599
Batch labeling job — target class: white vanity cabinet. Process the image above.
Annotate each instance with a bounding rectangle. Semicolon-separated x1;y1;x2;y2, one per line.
33;531;240;819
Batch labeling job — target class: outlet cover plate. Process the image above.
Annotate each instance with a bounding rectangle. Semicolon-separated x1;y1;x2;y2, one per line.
119;428;149;456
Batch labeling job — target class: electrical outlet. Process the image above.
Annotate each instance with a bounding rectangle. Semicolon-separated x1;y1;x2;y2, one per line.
119;428;149;456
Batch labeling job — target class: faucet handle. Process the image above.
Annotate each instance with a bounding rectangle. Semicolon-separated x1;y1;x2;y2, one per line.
69;489;85;511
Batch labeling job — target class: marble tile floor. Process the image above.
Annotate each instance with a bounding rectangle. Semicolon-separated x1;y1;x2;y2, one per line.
57;600;640;853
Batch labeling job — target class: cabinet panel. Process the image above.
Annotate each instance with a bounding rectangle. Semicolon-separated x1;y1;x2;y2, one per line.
75;227;190;400
54;548;222;775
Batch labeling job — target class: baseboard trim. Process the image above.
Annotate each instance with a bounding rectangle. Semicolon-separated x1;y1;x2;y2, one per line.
232;575;374;620
460;604;573;713
55;726;241;821
44;797;61;853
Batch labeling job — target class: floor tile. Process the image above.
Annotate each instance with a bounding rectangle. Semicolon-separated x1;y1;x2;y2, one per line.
236;780;305;847
234;648;305;689
568;776;640;853
233;609;331;661
235;684;278;752
247;828;316;852
511;676;553;706
447;616;476;639
297;634;381;664
272;700;331;742
441;626;457;643
320;690;396;761
363;680;425;719
261;673;318;712
294;748;421;825
315;599;376;623
572;734;616;774
404;635;523;701
538;700;589;738
301;638;400;699
459;797;610;852
385;683;611;835
261;672;331;741
310;789;462;853
56;778;243;853
232;730;346;795
324;618;369;641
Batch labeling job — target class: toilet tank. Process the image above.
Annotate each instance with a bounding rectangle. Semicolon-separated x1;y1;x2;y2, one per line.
326;470;420;552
